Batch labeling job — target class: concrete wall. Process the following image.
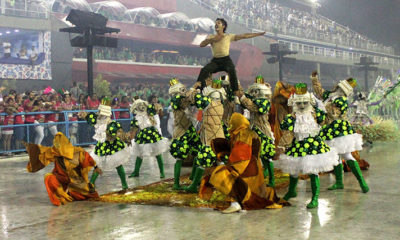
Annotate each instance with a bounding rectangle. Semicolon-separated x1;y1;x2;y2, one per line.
49;15;73;90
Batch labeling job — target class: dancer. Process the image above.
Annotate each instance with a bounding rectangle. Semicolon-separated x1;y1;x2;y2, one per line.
275;83;339;208
184;78;225;193
197;18;265;93
199;113;285;213
239;75;276;185
25;132;100;206
350;92;383;126
221;75;236;140
269;81;295;145
129;99;169;178
310;71;369;193
168;78;202;190
79;99;132;191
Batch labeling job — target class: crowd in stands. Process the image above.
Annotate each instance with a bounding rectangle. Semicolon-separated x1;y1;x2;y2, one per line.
4;0;393;54
73;47;209;66
3;0;47;18
0;81;170;155
195;0;394;54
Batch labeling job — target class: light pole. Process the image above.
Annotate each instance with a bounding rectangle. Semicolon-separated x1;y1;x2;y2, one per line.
355;56;379;91
264;43;297;81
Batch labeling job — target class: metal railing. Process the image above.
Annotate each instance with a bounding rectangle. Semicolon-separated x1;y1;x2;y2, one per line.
278;39;400;66
0;109;131;154
190;0;395;55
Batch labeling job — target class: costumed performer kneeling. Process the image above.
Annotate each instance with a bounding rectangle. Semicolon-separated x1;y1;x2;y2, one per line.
199;113;287;214
25;132;100;206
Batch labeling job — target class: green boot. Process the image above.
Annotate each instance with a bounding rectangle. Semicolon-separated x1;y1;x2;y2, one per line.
90;171;99;185
156;155;165;178
116;165;128;190
328;163;344;190
189;161;197;181
184;167;205;193
89;171;99;193
283;176;298;201
307;174;320;209
261;158;269;179
267;160;275;187
129;157;143;178
173;160;183;190
347;160;369;193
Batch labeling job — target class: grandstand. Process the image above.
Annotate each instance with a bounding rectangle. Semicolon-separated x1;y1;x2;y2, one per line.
0;0;398;90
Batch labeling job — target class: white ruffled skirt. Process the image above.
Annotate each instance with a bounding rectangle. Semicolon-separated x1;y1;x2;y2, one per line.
276;148;339;175
130;138;170;160
90;146;132;171
325;133;363;154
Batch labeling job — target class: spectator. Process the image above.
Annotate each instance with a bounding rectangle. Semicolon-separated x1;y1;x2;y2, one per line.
111;97;120;119
3;97;18;155
86;93;100;110
32;98;45;145
70;82;81;99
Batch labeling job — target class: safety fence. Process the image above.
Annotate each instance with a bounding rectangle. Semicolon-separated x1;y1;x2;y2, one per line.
0;109;132;155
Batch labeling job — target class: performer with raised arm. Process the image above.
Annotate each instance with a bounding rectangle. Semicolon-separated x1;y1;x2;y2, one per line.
129;99;169;179
238;75;276;186
197;18;265;94
310;71;369;193
168;78;202;190
79;99;132;192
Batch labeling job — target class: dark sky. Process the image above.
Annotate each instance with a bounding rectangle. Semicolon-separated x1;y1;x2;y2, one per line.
317;0;400;53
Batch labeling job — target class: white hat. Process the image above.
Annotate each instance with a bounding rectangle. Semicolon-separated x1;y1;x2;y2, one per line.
130;99;148;113
247;83;272;97
337;79;354;96
98;104;112;116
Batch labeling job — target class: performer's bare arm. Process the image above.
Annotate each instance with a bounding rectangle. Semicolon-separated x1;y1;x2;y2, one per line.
234;31;265;41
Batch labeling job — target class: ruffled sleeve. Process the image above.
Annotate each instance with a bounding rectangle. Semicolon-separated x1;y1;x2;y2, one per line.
107;121;122;136
85;112;97;126
322;91;331;101
193;93;211;110
147;104;157;116
333;96;349;114
315;108;326;124
253;98;271;114
130;117;139;128
280;114;295;131
170;95;183;110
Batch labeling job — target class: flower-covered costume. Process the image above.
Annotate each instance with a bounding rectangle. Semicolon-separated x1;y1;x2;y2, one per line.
129;100;169;178
276;84;339;208
85;104;131;191
311;75;369;193
240;76;276;186
168;79;203;190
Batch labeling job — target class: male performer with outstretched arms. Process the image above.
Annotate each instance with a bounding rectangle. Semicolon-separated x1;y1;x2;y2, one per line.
197;18;265;94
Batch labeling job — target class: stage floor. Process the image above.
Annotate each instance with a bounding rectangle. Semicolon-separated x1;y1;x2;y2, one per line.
0;142;399;240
